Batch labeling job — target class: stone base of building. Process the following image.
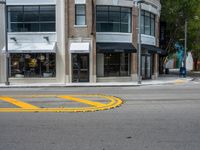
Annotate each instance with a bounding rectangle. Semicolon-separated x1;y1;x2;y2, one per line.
97;77;132;82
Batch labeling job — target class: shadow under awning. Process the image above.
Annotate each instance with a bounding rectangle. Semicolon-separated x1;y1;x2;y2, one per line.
142;44;167;56
97;43;137;53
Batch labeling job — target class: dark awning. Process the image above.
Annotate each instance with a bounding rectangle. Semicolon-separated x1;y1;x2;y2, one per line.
97;43;137;53
142;44;167;56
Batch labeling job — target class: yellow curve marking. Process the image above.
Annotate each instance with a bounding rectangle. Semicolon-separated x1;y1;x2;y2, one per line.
175;80;186;83
58;95;106;107
0;96;39;109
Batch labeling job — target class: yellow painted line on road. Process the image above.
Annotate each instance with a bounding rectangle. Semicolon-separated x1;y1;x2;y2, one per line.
0;96;39;109
175;79;187;84
0;94;123;112
58;95;106;107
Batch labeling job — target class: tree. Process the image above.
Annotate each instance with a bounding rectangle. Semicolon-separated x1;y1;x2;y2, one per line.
161;0;200;70
188;12;200;70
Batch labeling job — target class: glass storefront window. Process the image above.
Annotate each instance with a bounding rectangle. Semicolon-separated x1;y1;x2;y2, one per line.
10;53;56;78
144;11;151;35
96;6;132;33
141;10;155;36
97;53;130;77
7;5;56;32
141;54;153;79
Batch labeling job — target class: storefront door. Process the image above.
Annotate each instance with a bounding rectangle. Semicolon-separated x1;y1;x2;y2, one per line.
72;54;89;82
141;55;152;79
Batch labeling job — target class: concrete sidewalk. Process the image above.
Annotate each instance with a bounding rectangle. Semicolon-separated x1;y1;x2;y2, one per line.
0;76;193;88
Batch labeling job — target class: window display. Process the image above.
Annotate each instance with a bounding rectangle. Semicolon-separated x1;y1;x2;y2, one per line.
97;53;130;77
10;53;56;78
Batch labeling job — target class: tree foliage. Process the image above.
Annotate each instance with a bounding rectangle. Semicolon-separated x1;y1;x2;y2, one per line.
161;0;200;70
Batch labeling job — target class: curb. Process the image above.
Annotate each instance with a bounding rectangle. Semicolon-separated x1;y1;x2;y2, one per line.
0;78;193;88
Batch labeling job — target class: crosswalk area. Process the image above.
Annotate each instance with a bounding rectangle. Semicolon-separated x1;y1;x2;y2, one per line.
0;94;123;112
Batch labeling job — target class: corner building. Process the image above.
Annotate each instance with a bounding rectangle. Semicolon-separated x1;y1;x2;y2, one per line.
66;0;163;83
0;0;164;84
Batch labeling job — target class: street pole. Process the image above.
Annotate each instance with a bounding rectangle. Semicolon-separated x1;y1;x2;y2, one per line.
0;0;9;85
138;2;142;84
5;0;9;85
184;19;187;73
134;0;144;84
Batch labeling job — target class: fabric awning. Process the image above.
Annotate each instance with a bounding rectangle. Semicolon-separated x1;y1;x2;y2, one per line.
2;42;56;53
142;44;167;56
70;43;90;53
97;43;136;53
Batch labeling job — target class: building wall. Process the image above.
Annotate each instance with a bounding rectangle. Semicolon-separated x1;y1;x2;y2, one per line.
131;5;138;80
0;4;5;83
0;0;162;84
56;0;66;83
67;0;96;82
137;0;161;79
68;0;94;38
2;0;66;84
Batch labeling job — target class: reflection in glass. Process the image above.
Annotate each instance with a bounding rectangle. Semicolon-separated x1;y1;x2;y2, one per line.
141;10;155;36
96;6;132;33
75;5;86;25
103;53;130;77
8;5;56;32
10;53;56;78
72;54;89;82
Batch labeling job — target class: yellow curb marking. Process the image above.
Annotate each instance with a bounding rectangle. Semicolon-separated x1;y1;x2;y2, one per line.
0;96;39;109
0;95;123;112
175;80;187;84
58;95;106;107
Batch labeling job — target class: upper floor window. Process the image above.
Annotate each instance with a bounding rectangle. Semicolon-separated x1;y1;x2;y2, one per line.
96;6;132;33
141;10;155;36
8;5;56;32
75;4;86;25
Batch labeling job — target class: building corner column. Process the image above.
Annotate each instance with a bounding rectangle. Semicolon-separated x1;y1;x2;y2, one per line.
56;0;67;83
131;5;138;81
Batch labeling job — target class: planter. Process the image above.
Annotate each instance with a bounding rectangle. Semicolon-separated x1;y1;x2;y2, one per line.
15;74;25;78
43;72;53;77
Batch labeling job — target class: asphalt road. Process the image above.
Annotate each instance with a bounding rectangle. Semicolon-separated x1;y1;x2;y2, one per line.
0;79;200;150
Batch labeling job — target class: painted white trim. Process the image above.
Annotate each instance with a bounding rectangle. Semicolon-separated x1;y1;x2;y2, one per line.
75;0;86;4
96;32;132;43
96;0;133;7
141;2;161;16
6;0;56;5
3;42;56;53
74;25;88;28
139;34;156;46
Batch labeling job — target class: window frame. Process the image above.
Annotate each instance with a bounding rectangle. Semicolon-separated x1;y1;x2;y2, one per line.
141;10;156;36
100;53;131;77
75;4;86;25
7;5;56;32
10;53;56;78
96;5;132;33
